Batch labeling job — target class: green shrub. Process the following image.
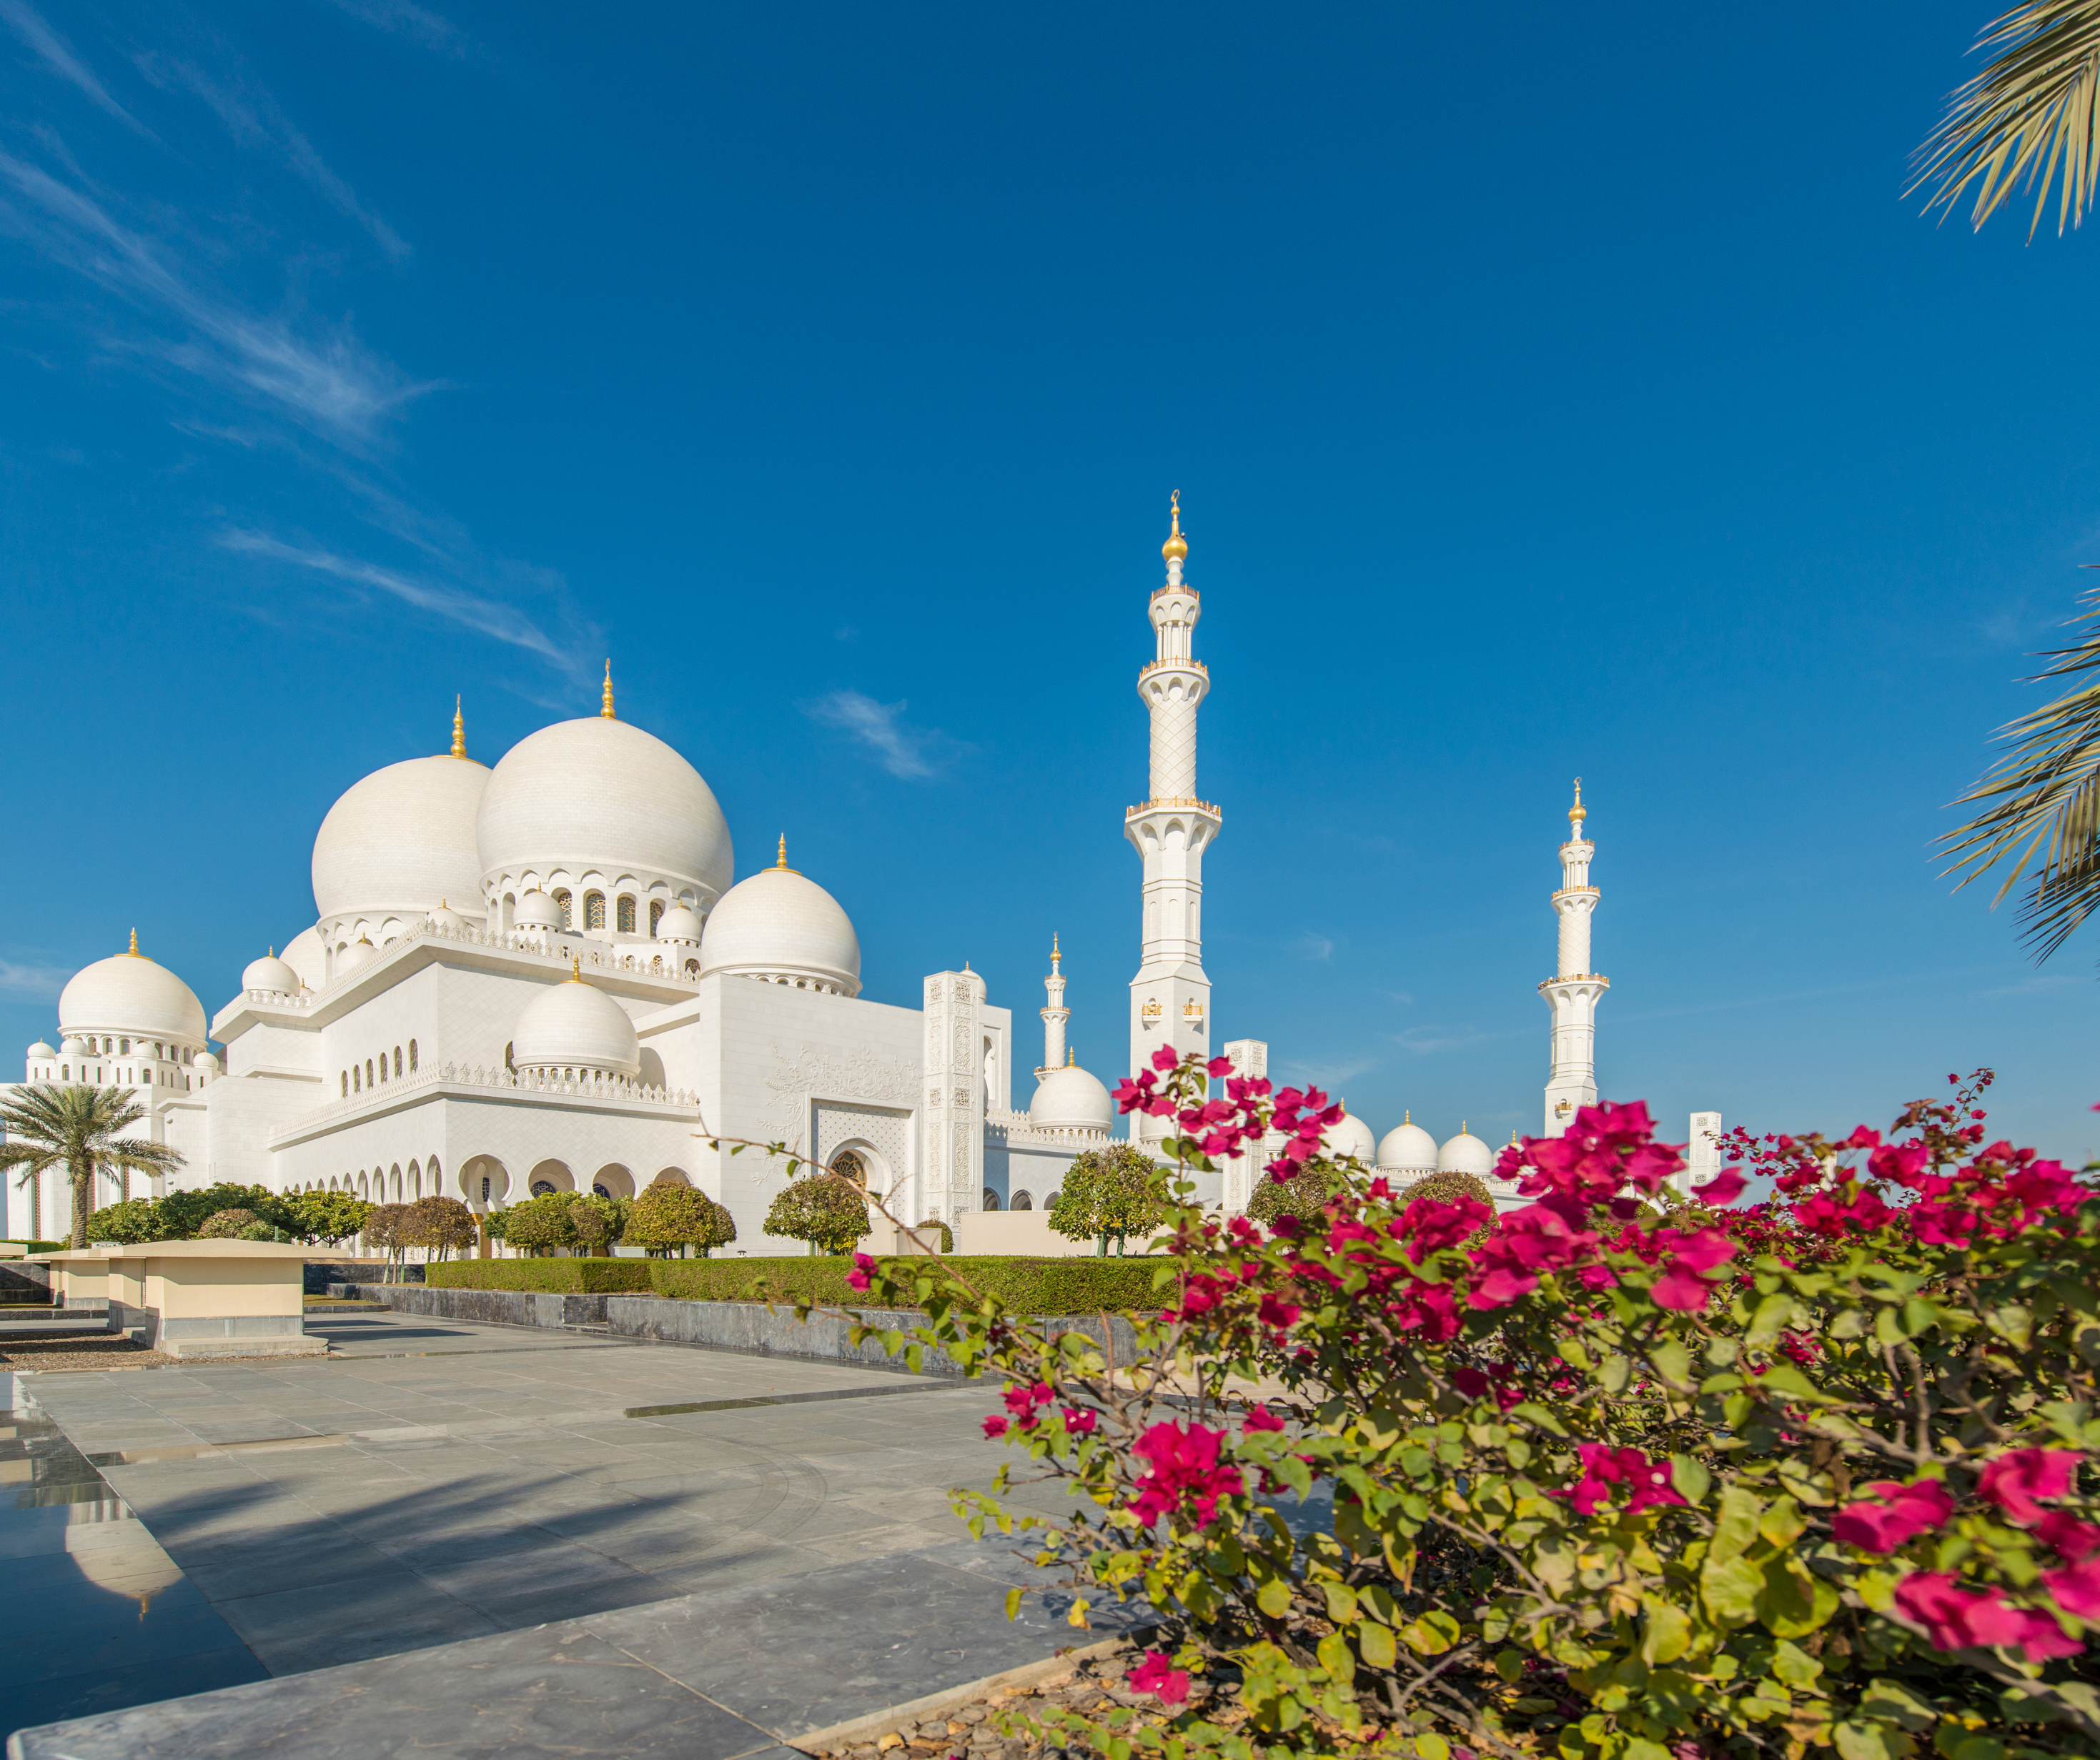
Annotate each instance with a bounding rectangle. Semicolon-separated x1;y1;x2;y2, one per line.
1048;1144;1169;1255
198;1208;262;1238
626;1183;736;1256
643;1254;1167;1312
763;1174;870;1253
1393;1168;1494;1209
423;1258;653;1293
82;1198;167;1243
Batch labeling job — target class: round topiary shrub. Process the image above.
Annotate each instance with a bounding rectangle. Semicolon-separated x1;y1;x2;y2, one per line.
765;1174;869;1254
198;1208;262;1238
1394;1169;1494;1210
1247;1164;1349;1225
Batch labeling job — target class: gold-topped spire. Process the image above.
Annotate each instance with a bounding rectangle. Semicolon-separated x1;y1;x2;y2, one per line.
127;928;139;956
570;958;582;980
451;696;466;758
1051;933;1061;968
1569;777;1587;826
774;834;798;874
601;660;615;720
1066;1046;1075;1067
1162;490;1188;562
1404;1108;1410;1124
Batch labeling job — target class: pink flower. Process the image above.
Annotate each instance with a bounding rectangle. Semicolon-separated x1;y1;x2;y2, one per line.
2044;1558;2100;1619
1558;1444;1683;1517
1061;1406;1099;1436
1151;1045;1181;1073
1257;1293;1300;1329
1693;1167;1747;1206
1831;1479;1955;1553
1129;1421;1243;1527
1241;1405;1287;1434
982;1416;1008;1438
1650;1265;1718;1311
1126;1650;1190;1706
1206;1056;1233;1080
2036;1511;2100;1563
1978;1448;2081;1525
846;1251;876;1293
1893;1573;2081;1659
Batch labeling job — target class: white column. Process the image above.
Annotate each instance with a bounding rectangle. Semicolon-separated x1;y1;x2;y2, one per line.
1128;496;1220;1141
921;969;985;1223
1540;781;1609;1136
1678;1111;1723;1196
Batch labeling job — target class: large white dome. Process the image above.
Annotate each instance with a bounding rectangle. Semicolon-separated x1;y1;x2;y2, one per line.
697;863;860;996
1437;1127;1495;1178
1322;1110;1377;1163
510;975;640;1078
1029;1063;1113;1133
312;755;490;923
59;943;207;1044
477;718;733;908
1377;1118;1439;1172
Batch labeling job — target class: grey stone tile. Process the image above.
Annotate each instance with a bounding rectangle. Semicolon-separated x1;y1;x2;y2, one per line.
212;1564;501;1674
179;1530;400;1601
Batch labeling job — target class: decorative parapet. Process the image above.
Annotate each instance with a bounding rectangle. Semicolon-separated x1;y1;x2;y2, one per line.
1138;657;1209;682
1124;797;1222;820
318;917;706;996
269;1060;700;1147
984;1108;1111;1147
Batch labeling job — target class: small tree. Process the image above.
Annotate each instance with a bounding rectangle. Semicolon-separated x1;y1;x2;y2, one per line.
1047;1143;1167;1256
362;1203;410;1280
482;1208;510;1249
567;1192;625;1256
0;1085;185;1248
626;1183;735;1257
287;1190;375;1248
1244;1160;1348;1225
502;1191;580;1257
765;1174;868;1255
405;1195;477;1261
81;1198;167;1243
160;1181;296;1239
1395;1168;1493;1209
197;1208;262;1238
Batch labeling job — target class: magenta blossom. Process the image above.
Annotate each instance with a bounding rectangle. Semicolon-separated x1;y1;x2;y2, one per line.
1893;1573;2081;1660
1559;1444;1684;1518
846;1252;877;1293
1977;1448;2081;1526
1126;1650;1191;1706
1831;1479;1955;1553
1129;1421;1243;1527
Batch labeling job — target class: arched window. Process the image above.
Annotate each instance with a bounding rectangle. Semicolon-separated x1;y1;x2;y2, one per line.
1044;1190;1060;1210
833;1151;866;1188
585;891;605;930
101;1038;112;1053
553;888;573;928
981;1188;1001;1211
648;900;664;936
353;1066;361;1093
60;1065;68;1081
393;1046;402;1077
616;895;635;934
119;1038;129;1055
408;1039;417;1072
341;1072;348;1097
1012;1190;1034;1211
532;1180;555;1196
365;1058;374;1088
377;1054;387;1084
684;958;699;978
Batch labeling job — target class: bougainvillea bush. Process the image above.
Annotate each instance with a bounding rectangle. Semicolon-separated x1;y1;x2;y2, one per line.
835;1057;2100;1760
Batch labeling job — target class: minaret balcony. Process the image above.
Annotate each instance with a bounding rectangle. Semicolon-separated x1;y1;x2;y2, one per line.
1126;797;1222;820
1138;657;1209;683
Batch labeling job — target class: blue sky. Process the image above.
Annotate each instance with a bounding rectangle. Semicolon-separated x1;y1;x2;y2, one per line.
3;1;2097;1162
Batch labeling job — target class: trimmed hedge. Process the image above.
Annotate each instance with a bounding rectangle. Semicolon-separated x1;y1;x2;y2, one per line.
424;1257;653;1293
421;1254;1172;1311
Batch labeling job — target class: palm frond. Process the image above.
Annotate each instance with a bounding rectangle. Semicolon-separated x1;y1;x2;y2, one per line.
1910;0;2100;237
1942;583;2100;959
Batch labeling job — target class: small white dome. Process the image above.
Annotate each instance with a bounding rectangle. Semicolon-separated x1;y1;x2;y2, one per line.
476;717;734;906
427;901;465;933
59;1035;87;1057
1322;1110;1377;1163
511;975;640;1078
26;1040;55;1060
242;951;301;993
59;944;207;1044
513;890;562;930
1437;1128;1495;1178
196;1050;219;1075
656;903;704;944
1029;1063;1113;1133
1376;1118;1439;1172
312;754;489;922
279;925;327;993
333;936;377;979
698;863;860;995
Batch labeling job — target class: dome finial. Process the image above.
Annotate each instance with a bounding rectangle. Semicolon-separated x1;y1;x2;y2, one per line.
601;660;615;720
452;695;466;758
776;834;788;871
1162;489;1188;563
127;928;138;956
1404;1108;1410;1124
1569;776;1587;827
571;958;582;981
1066;1045;1074;1067
1051;932;1061;968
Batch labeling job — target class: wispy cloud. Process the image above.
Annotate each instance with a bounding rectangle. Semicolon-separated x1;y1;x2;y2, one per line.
1292;932;1334;962
318;0;475;59
0;150;427;439
0;958;68;1000
0;0;144;131
139;54;409;260
1388;1023;1510;1055
1277;1057;1375;1090
802;690;962;780
218;529;582;672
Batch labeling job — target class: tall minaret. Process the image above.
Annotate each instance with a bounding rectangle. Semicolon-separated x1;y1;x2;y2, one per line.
1127;493;1219;1143
1036;935;1069;1082
1540;780;1608;1135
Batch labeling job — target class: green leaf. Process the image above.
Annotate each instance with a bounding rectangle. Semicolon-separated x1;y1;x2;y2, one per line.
1004;1586;1023;1621
1359;1622;1396;1668
1412;1736;1450;1760
1758;1496;1807;1549
1640;1598;1691;1665
1700;1553;1763;1625
1756;1557;1839;1638
1322;1581;1359;1623
1600;1354;1633;1394
1650;1339;1693;1390
1833;1726;1900;1760
1257;1577;1292;1618
1400;1610;1460;1656
1669;1455;1711;1506
1772;1639;1822;1686
1316;1631;1353;1679
1858;1679;1937;1732
1710;1486;1761;1563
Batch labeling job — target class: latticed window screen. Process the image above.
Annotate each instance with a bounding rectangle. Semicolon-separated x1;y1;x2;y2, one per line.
649;900;663;935
617;895;635;933
553;890;573;927
585;892;606;930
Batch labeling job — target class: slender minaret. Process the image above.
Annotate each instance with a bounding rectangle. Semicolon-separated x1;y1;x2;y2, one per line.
1127;494;1219;1143
1036;935;1069;1082
1540;780;1609;1136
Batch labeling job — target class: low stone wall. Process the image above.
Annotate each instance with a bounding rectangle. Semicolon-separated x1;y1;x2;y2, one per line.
0;1260;51;1303
305;1261;418;1293
340;1283;1139;1376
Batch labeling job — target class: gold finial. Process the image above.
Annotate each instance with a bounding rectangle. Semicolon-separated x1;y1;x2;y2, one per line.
1569;777;1587;826
571;958;582;980
1404;1108;1410;1124
776;834;788;870
1162;490;1188;563
1051;933;1061;967
1067;1046;1075;1067
267;947;274;958
601;660;615;720
451;696;466;758
127;928;138;956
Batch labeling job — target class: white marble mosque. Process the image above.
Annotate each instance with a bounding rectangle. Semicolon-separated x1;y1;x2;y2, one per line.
6;502;1705;1246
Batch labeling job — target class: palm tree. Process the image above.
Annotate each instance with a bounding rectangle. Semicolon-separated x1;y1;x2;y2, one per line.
1917;8;2100;953
0;1086;184;1248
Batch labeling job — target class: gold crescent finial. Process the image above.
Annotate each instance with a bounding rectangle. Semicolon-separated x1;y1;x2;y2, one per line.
452;695;466;758
601;660;615;720
128;928;138;956
1569;775;1588;825
1162;490;1188;562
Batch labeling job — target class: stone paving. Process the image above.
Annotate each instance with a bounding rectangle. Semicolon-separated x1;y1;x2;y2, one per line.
3;1309;1131;1756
